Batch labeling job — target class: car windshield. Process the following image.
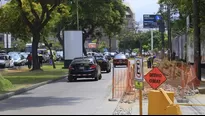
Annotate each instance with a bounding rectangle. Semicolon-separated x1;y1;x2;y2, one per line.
12;55;20;60
114;54;126;59
20;53;28;58
0;56;5;60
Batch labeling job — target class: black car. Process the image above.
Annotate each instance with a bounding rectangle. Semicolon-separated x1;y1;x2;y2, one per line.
94;55;111;73
68;56;102;82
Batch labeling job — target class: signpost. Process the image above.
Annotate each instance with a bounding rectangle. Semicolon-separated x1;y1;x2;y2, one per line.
135;58;144;82
143;14;161;28
144;67;167;90
135;57;144;115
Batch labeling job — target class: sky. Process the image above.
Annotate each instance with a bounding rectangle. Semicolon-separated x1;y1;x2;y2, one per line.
124;0;160;26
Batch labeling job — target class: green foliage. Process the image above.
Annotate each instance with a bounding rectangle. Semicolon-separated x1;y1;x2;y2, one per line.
0;1;31;41
0;75;13;91
12;39;27;51
97;41;108;53
0;42;4;49
133;48;139;53
118;29;139;52
119;30;168;52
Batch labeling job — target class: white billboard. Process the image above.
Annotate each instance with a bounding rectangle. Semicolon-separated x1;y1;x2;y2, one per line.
4;33;11;48
64;31;83;60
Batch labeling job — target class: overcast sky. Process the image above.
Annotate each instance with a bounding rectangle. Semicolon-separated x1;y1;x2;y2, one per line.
124;0;160;24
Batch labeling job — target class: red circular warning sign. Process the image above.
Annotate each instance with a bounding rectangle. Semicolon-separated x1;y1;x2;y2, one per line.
144;67;167;89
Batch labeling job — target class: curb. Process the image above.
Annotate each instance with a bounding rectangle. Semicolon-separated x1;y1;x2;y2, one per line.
0;75;67;101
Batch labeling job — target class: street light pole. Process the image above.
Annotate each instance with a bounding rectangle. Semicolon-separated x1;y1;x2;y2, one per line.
167;4;172;61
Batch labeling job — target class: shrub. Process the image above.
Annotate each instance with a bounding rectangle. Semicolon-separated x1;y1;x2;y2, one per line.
0;75;13;91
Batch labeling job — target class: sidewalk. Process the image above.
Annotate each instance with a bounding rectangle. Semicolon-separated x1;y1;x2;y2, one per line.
179;94;205;115
131;99;148;115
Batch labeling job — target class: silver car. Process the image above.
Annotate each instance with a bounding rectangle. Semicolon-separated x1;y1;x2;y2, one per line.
0;54;14;68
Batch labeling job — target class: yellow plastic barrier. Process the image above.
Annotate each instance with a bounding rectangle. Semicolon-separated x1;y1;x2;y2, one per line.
148;88;182;115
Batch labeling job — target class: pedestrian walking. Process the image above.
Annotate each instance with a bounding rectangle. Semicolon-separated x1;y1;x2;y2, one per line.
27;53;32;69
49;55;52;65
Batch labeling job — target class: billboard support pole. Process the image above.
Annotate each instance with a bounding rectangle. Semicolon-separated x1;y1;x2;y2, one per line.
151;29;154;51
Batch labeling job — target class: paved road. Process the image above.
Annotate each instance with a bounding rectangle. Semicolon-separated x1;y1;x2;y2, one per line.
0;65;127;115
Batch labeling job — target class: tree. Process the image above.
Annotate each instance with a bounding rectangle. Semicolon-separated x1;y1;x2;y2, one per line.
63;0;126;56
118;30;168;54
0;0;69;70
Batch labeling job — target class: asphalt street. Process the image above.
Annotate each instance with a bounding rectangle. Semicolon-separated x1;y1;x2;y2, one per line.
0;64;128;115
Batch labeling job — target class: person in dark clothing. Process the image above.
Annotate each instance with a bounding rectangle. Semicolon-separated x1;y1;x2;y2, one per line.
38;55;43;67
147;56;154;68
172;52;176;60
27;53;32;69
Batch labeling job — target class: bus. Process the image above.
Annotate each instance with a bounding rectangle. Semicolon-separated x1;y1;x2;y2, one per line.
25;43;47;53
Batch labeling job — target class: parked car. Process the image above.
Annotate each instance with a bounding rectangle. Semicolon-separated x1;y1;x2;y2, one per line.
104;54;112;61
110;52;116;58
94;54;111;73
10;54;26;66
56;51;63;61
38;49;50;63
113;53;128;67
0;54;14;68
19;52;29;64
68;56;102;82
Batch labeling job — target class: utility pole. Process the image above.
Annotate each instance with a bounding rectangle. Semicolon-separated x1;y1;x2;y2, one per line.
76;0;79;30
167;4;172;61
159;19;165;59
192;0;201;81
6;33;8;53
159;4;165;59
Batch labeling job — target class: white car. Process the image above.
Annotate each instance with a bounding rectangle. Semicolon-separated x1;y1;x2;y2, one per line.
0;54;14;68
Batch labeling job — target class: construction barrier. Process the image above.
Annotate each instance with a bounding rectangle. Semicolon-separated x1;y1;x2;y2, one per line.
148;88;182;115
158;60;200;99
176;62;200;98
111;61;136;99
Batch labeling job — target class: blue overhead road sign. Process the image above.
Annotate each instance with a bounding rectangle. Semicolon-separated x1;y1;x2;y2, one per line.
143;14;161;28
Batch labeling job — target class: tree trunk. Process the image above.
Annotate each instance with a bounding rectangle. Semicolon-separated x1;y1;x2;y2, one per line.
193;0;201;81
49;47;56;69
83;35;87;56
109;36;111;52
57;32;64;48
32;32;41;70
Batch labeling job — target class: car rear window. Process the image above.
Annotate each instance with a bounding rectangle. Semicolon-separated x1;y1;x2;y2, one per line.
114;54;126;59
72;59;93;64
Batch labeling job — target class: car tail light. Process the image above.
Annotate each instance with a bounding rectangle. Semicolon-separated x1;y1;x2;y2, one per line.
90;64;97;69
69;66;74;70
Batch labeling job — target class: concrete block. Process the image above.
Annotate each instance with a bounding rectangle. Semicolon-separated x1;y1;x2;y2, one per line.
197;87;205;94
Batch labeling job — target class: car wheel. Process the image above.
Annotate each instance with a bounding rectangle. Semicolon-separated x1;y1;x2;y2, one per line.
74;78;77;81
99;74;102;80
68;76;74;82
106;68;111;73
94;74;99;81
